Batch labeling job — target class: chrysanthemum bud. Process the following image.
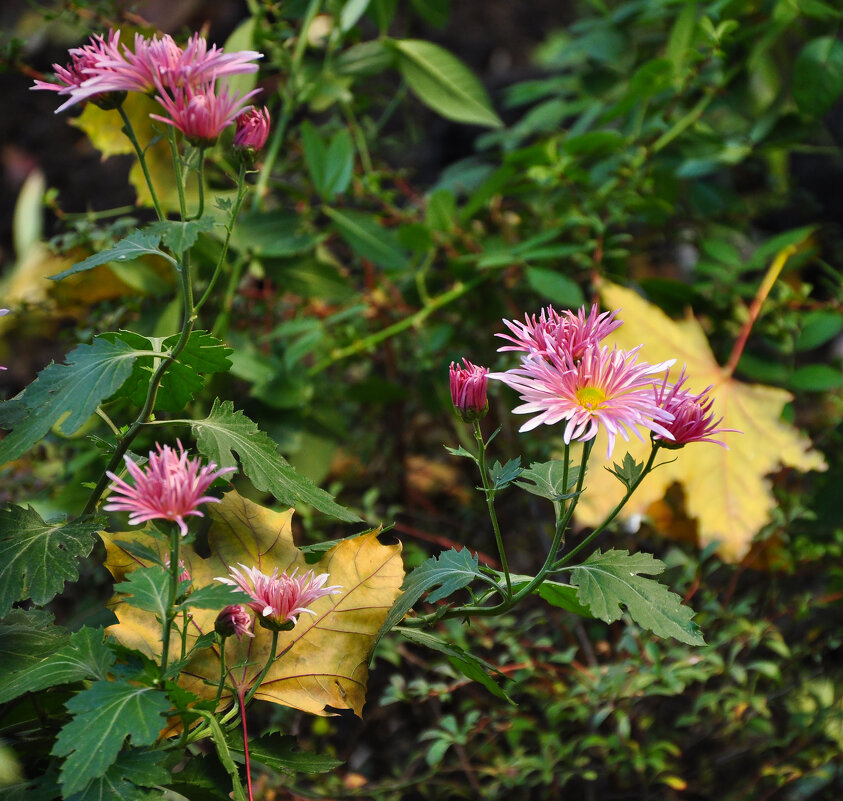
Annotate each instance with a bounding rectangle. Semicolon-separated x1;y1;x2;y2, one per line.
449;359;489;423
215;604;254;640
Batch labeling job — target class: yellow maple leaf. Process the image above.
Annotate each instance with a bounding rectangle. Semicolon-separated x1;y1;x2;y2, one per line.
573;280;826;560
101;490;403;716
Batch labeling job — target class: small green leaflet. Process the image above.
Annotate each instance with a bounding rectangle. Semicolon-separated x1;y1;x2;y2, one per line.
0;337;138;465
300;121;354;200
66;749;169;801
226;732;343;775
114;566;171;621
0;609;69;674
0;507;104;615
147;217;216;255
488;457;522;490
52;680;170;795
515;459;580;501
373;548;483;652
605;452;646;489
108;330;232;413
567;549;705;645
49;229;173;281
0;626;114;704
174;583;250;613
190;399;360;522
399;627;513;702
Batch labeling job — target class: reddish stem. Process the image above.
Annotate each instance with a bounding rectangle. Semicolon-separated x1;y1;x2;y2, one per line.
237;688;254;801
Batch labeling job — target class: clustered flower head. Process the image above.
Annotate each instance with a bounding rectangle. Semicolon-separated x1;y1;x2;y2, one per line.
32;29;265;147
488;302;734;458
216;564;341;632
215;604;254;640
449;358;489;422
104;440;235;536
233;105;271;157
652;368;739;449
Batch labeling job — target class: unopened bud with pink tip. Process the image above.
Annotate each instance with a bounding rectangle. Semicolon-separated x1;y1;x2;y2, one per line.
449;359;489;423
233;105;270;160
215;604;254;639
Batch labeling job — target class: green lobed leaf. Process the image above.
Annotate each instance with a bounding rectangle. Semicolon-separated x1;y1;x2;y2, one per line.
0;626;115;704
0;609;69;674
536;581;593;616
389;39;503;128
0;508;104;614
515;459;579;501
174;583;250;613
398;628;513;702
147;217;216;255
114;566;171;620
52;680;171;795
488;457;523;490
324;207;409;271
48;229;170;281
227;732;343;775
605;452;646;489
0;337;139;465
190;399;360;522
67;749;169;801
373;548;483;652
567;549;705;645
109;330;232;413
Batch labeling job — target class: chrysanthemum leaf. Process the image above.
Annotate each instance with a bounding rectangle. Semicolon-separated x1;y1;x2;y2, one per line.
0;337;139;465
101;490;403;717
515;459;580;501
574;279;827;560
225;732;343;775
191;398;360;522
48;229;169;282
0;507;104;614
114;566;171;621
568;549;704;645
52;680;170;795
67;749;169;801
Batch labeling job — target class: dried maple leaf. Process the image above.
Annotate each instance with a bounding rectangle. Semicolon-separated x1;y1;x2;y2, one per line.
573;281;826;560
101;490;403;716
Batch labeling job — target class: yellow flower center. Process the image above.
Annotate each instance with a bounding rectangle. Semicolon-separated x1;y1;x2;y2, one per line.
576;386;606;410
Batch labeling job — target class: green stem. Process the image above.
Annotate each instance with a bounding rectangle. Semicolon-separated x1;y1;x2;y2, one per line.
167;127;188;220
341;101;372;175
252;0;322;208
192;149;206;220
554;442;661;570
180;610;189;662
214;636;229;709
117;104;164;221
243;630;279;706
196;163;247;316
308;276;486;374
160;526;181;677
474;421;511;597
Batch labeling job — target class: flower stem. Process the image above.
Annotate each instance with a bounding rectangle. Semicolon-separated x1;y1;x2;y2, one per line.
243;630;280;706
214;635;229;709
474;421;511;597
160;525;181;677
553;441;660;570
117;104;164;221
237;689;255;801
167;127;188;220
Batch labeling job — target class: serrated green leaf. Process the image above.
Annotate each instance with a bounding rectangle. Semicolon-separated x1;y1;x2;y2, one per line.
174;583;250;612
114;566;171;620
0;609;69;674
568;549;704;645
0;337;139;465
110;330;232;413
190;399;359;522
0;626;115;704
515;459;579;501
148;217;215;255
49;229;170;281
390;39;503;128
444;444;476;460
52;681;170;795
67;749;169;801
324;207;409;271
606;453;645;489
373;548;483;651
488;457;522;489
536;581;593;616
227;732;343;775
0;508;104;614
398;628;513;702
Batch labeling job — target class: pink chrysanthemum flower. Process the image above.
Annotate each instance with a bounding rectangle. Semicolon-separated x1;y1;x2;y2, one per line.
53;31;262;110
490;344;676;458
215;604;254;640
449;358;489;422
104;441;235;536
31;30;126;111
652;368;739;449
215;564;341;631
233;105;271;153
151;80;260;147
497;304;622;361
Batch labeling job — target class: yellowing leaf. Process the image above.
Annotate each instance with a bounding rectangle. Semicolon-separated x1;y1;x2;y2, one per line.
101;490;403;716
573;281;826;560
